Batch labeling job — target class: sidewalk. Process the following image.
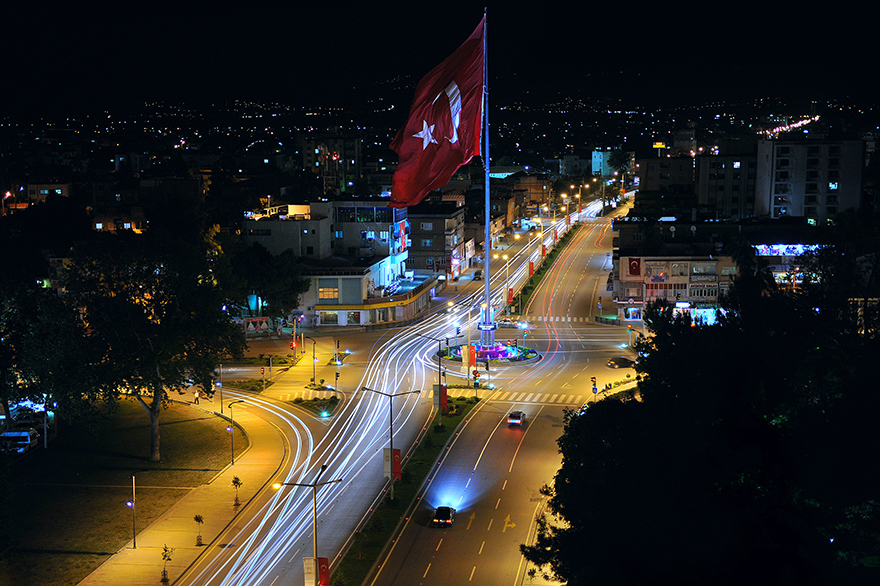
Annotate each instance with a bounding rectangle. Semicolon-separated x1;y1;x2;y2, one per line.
77;396;285;586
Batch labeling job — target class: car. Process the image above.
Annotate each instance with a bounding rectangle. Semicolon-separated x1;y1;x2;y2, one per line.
497;318;530;329
432;506;456;527
606;356;636;369
507;411;525;426
473;270;482;280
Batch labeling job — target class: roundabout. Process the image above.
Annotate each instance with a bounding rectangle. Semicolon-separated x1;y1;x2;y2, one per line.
439;340;541;366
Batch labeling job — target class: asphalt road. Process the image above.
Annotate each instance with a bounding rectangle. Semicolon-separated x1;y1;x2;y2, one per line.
172;209;634;586
369;213;635;586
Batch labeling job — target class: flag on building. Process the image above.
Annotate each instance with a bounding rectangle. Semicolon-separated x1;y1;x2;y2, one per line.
389;18;485;208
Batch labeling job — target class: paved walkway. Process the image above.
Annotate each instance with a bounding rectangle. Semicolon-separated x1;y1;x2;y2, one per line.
77;398;285;586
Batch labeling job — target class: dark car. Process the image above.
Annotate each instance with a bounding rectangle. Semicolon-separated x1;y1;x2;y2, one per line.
473;270;483;280
606;356;636;369
507;411;525;426
432;506;456;527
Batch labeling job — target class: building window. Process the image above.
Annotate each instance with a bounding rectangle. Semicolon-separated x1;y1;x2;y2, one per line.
828;182;839;192
318;287;339;300
421;239;433;248
420;222;433;231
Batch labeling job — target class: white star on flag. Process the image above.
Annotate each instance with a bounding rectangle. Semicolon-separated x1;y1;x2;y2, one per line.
413;120;437;150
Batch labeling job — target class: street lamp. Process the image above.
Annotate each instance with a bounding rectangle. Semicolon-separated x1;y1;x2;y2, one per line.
125;474;136;549
304;336;317;383
413;332;452;388
228;400;245;465
493;253;510;315
362;387;420;500
273;464;342;576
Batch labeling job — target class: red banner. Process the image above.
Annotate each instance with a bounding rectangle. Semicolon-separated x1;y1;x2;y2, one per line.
508;287;513;305
565;215;570;226
468;345;476;367
392;448;402;480
318;557;330;586
629;257;641;276
541;244;546;256
529;261;534;276
553;229;557;242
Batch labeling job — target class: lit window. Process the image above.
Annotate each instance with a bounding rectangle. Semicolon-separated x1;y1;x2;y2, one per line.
318;287;339;300
95;223;103;230
828;182;839;191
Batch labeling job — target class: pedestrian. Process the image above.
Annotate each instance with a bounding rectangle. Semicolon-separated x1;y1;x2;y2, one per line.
193;389;200;405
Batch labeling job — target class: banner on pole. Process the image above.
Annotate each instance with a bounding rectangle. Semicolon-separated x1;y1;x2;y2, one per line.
529;261;534;276
318;557;330;586
433;383;448;411
508;287;513;305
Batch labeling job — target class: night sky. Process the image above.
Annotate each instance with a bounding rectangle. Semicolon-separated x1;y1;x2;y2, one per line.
1;2;876;119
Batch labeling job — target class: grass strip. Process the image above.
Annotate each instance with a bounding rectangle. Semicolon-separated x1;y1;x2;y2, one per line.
0;400;247;586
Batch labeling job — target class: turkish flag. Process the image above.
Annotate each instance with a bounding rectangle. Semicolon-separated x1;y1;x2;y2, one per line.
389;18;484;208
392;448;402;480
317;557;330;586
629;257;641;276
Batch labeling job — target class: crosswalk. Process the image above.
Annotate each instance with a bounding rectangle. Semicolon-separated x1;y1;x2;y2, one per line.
526;315;595;323
273;390;338;402
449;388;588;406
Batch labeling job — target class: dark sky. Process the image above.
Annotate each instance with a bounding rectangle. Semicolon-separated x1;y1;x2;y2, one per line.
1;2;875;119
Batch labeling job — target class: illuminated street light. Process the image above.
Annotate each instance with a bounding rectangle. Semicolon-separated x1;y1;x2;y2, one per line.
273;464;342;580
362;387;420;500
228;400;245;465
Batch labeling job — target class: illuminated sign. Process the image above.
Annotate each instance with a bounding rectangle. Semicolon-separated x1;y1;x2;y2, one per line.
753;244;819;257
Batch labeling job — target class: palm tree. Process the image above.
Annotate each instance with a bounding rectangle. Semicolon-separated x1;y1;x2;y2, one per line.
232;476;243;506
194;514;204;546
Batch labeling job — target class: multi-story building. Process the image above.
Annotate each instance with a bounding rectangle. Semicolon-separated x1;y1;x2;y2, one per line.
756;139;864;223
696;154;758;219
612;216;822;323
636;156;695;193
407;201;468;279
297;133;362;195
241;198;439;328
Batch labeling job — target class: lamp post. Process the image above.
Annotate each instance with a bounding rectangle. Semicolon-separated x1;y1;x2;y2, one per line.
273;464;342;574
229;400;245;465
413;332;450;388
362;387;420;500
218;363;224;415
126;474;136;549
304;336;317;383
493;253;510;315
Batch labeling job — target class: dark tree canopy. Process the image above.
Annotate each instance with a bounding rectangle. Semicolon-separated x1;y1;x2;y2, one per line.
63;229;246;461
522;234;880;585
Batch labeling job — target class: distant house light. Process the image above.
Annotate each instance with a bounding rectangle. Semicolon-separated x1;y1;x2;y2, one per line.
95;223;103;230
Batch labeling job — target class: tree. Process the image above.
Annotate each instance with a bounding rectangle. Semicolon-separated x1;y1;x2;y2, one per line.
63;230;246;462
0;276;99;430
231;476;243;506
228;242;310;320
521;239;880;584
193;514;204;546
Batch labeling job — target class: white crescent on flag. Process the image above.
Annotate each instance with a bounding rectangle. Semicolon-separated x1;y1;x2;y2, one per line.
432;80;462;144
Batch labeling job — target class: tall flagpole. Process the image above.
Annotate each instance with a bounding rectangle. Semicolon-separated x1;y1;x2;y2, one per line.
480;10;495;349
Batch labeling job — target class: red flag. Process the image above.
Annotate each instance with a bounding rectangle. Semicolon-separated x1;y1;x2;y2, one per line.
389;18;484;208
317;557;330;586
392;448;402;480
